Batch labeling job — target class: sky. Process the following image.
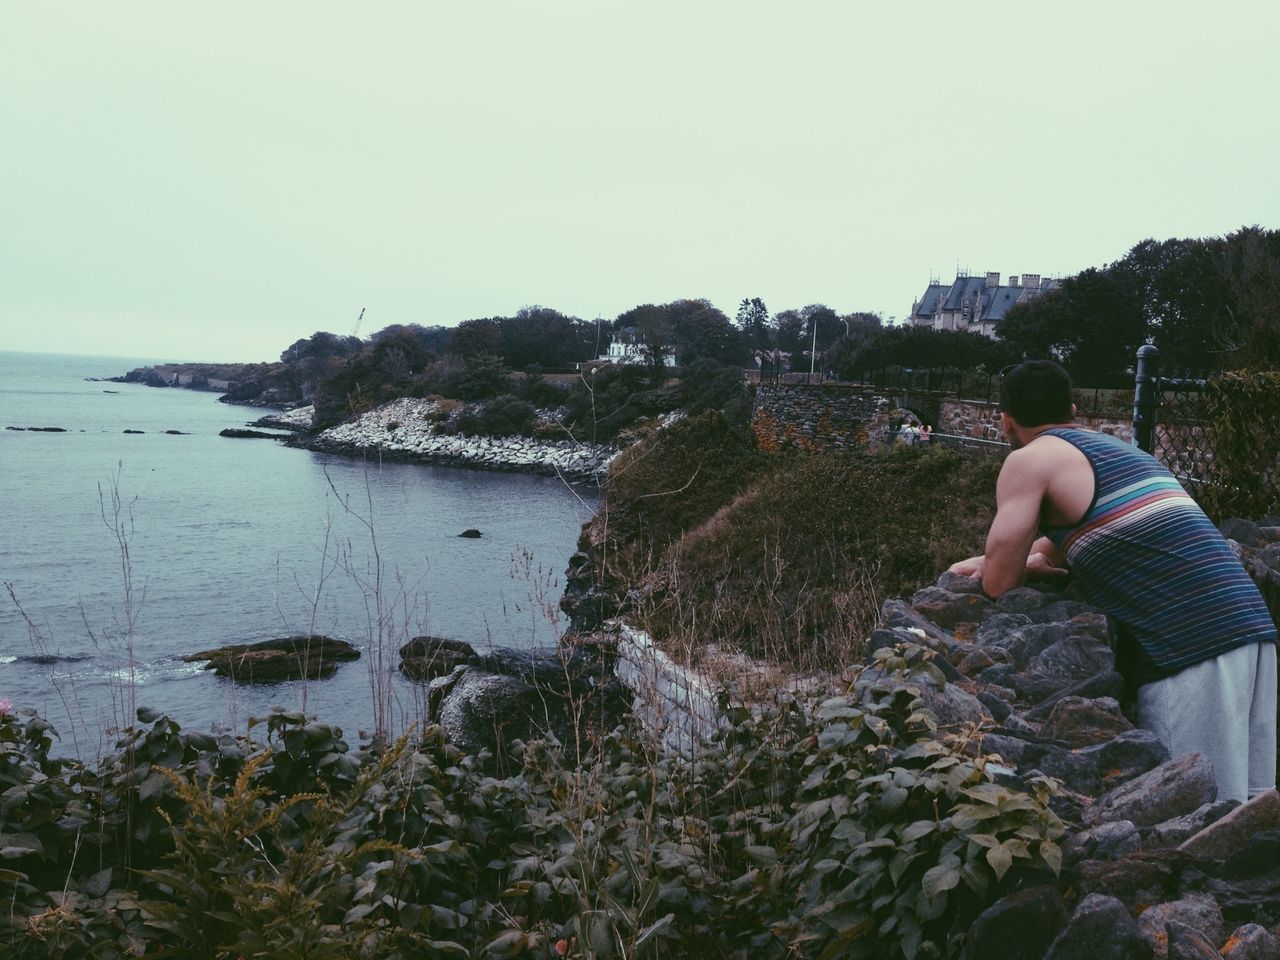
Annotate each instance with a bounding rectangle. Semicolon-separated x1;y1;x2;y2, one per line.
3;1;1278;363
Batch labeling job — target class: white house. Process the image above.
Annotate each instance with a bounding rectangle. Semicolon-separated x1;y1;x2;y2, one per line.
594;327;677;367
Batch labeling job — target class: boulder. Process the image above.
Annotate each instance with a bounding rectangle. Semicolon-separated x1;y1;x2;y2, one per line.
1044;893;1153;960
184;635;359;682
1137;894;1225;959
1164;921;1224;960
458;528;482;538
1064;820;1141;865
964;884;1067;960
909;586;995;628
983;621;1073;668
1146;801;1240;849
1179;790;1280;861
1084;753;1217;828
936;570;986;595
1040;696;1135;748
996;586;1055;615
1220;923;1279;959
1071;850;1192;912
218;428;286;439
398;636;478;681
1015;635;1116;703
1025;671;1127;722
878;598;957;648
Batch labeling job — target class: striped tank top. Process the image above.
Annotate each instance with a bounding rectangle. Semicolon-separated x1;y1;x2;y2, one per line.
1039;427;1276;685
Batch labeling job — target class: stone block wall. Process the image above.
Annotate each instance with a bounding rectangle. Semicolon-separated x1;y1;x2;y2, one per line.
937;399;1132;445
751;384;882;452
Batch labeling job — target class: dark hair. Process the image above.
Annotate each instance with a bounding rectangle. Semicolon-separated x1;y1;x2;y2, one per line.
998;360;1073;427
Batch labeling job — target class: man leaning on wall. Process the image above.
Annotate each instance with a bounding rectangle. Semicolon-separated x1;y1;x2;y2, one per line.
949;359;1277;803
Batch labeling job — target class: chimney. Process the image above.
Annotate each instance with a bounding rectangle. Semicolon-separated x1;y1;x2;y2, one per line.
985;271;1000;288
1023;273;1040;290
1009;275;1020;288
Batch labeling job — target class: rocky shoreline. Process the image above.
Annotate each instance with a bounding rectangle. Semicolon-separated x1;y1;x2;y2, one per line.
282;397;619;481
592;517;1280;957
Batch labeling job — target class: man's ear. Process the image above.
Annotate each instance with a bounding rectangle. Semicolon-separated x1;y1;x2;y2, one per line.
1071;403;1077;419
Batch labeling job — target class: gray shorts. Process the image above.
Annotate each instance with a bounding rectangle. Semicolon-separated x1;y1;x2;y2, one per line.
1138;640;1278;803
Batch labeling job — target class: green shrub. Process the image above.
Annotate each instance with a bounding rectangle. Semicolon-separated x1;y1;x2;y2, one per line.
452;394;538;437
1200;370;1280;520
0;649;1062;959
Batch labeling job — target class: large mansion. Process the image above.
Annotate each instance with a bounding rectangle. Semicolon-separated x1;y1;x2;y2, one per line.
908;271;1059;339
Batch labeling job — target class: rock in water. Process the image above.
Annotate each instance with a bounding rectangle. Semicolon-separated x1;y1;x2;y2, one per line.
399;636;478;680
458;528;482;538
219;428;287;440
184;635;360;683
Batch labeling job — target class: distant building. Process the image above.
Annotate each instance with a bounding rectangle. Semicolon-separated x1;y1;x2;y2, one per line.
594;327;677;367
908;271;1060;339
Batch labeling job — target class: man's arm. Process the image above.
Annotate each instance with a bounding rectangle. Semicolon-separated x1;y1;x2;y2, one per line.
950;536;1067;583
978;449;1052;598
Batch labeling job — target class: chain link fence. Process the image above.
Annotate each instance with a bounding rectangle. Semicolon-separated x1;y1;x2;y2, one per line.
1132;345;1216;497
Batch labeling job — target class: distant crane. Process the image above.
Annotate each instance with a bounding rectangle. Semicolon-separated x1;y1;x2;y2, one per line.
352;307;366;338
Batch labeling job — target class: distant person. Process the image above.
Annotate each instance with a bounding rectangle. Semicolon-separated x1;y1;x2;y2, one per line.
949;360;1276;802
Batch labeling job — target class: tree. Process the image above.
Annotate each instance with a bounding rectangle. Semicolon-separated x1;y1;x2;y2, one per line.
666;299;743;366
447;318;504;359
735;297;772;351
800;304;844;352
772;309;807;355
498;306;595;371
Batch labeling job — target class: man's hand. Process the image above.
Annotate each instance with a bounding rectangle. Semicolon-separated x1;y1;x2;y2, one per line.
948;555;985;578
1025;550;1069;580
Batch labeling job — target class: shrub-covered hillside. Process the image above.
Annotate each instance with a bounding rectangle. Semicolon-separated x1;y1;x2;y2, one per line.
579;413;1002;669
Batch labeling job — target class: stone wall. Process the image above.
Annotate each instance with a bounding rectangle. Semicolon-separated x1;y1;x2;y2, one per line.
937;398;1132;445
751;384;883;452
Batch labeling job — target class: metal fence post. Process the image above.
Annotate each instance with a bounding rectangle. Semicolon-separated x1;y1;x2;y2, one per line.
1133;344;1160;453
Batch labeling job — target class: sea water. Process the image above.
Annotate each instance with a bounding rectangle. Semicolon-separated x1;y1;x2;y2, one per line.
0;351;598;756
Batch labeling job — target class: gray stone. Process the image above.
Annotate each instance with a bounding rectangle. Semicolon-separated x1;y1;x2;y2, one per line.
1220;518;1268;548
937;570;986;595
909;586;996;628
1064;820;1141;864
982;733;1045;767
976;689;1013;723
965;884;1067;960
983;621;1071;668
1016;635;1116;703
1040;696;1135;748
1137;894;1225;959
1078;728;1170;784
1220;923;1279;959
1072;850;1191;910
1084;753;1217;828
975;612;1034;647
977;663;1019;687
399;635;478;680
1164;921;1224;960
1037;600;1101;623
1146;801;1240;849
916;677;991;731
1025;670;1128;722
996;586;1055;614
436;669;558;759
1044;893;1153;960
955;646;999;677
878;598;957;648
1179;790;1280;860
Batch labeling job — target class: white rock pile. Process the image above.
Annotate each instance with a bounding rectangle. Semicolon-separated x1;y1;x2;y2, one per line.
306;398;618;480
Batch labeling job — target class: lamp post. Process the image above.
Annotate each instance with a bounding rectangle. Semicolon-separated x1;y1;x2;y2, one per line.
809;314;819;382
